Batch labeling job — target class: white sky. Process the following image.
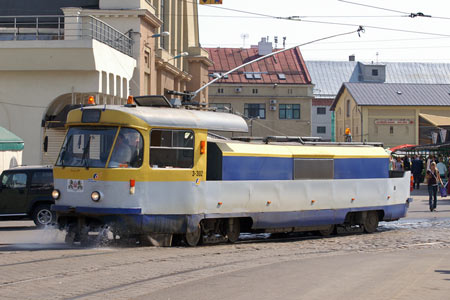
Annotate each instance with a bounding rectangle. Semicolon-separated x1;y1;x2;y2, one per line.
198;0;450;62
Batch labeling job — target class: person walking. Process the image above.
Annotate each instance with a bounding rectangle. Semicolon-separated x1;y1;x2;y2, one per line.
411;155;423;189
394;156;404;171
426;162;442;212
437;157;447;183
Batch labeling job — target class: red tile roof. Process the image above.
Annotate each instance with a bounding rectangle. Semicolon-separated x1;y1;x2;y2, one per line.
206;47;311;85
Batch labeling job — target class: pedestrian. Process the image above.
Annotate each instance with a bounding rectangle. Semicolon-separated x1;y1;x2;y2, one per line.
411;155;423;189
394;156;404;171
403;155;411;171
437;157;447;183
426;162;442;212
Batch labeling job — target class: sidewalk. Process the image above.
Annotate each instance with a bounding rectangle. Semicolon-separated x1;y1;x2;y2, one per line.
407;183;450;219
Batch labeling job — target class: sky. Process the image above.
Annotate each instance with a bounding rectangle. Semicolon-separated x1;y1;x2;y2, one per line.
198;0;450;63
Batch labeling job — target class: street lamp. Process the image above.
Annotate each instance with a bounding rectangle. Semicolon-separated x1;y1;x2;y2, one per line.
172;52;189;59
151;31;170;38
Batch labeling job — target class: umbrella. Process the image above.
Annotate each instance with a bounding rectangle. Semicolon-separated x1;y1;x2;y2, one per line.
389;144;416;153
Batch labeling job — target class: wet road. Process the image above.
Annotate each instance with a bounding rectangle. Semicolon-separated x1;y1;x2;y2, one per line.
0;187;449;299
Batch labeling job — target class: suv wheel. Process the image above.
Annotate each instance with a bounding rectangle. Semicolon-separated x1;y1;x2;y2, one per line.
32;204;55;227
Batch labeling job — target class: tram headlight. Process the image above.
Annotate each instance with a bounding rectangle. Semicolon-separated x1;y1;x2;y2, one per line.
91;191;101;202
52;189;60;200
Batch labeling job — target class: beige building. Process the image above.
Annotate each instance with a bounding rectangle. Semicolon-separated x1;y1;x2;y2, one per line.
332;82;450;147
206;39;314;138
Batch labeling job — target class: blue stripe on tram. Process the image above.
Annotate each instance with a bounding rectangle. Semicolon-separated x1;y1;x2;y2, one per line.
221;156;390;180
334;158;389;179
222;156;293;180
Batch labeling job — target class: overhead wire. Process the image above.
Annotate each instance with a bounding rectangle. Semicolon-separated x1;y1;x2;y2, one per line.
197;1;450;38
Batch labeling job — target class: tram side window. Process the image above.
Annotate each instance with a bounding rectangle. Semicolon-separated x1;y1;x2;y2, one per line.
150;129;194;168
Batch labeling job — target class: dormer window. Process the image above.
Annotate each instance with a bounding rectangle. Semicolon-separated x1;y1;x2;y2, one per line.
372;69;379;76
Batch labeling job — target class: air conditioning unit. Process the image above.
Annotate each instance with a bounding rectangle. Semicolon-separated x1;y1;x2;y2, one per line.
270;105;277;111
235;87;242;93
270;99;277;104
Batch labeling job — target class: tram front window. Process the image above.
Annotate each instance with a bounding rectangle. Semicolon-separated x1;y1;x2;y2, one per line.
56;127;117;168
108;128;144;168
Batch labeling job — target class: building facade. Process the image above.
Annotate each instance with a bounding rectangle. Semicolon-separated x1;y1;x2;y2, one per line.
0;0;210;165
332;83;450;147
206;39;313;138
306;59;450;141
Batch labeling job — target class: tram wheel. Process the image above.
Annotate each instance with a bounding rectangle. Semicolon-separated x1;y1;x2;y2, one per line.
226;218;240;243
363;211;379;233
318;224;335;236
184;224;202;247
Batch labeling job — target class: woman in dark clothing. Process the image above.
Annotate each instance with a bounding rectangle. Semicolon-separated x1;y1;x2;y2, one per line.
426;162;442;212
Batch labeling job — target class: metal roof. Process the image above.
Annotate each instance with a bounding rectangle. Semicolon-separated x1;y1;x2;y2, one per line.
82;106;249;132
206;47;311;84
337;82;450;107
305;61;358;98
306;61;450;99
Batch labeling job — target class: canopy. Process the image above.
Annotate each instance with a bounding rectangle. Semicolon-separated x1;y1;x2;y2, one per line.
389;144;416;153
0;127;24;151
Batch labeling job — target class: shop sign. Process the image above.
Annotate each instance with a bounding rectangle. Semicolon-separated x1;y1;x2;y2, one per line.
374;119;414;125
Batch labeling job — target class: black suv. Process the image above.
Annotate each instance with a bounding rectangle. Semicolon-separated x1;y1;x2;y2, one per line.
0;166;55;227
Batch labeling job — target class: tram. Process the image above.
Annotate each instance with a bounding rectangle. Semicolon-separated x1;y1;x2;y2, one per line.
51;96;412;246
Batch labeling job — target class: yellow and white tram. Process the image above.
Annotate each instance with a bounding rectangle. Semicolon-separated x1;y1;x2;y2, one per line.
51;97;412;246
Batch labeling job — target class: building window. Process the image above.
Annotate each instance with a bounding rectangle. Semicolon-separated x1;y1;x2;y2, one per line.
144;50;150;68
390;126;394;134
210;103;231;113
279;104;300;119
317;126;326;134
277;73;286;80
150;129;194;169
287;89;293;95
317;107;326;115
217;88;224;94
252;88;258;94
372;69;378;76
346;100;351;117
244;103;265;119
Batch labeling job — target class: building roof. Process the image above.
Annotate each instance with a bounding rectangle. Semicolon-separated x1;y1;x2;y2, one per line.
0;127;24;151
306;61;450;100
305;61;358;98
419;113;450;126
206;47;311;85
332;83;450;110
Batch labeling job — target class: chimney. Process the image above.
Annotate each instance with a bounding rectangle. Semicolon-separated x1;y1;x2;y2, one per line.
258;37;273;56
349;54;355;61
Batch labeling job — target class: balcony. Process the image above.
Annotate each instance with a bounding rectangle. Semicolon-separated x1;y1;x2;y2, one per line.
0;14;132;56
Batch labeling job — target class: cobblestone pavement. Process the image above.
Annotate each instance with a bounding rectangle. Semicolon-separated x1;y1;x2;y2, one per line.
0;188;449;300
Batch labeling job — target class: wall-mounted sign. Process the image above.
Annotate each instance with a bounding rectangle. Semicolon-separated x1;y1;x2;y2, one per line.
374;119;414;125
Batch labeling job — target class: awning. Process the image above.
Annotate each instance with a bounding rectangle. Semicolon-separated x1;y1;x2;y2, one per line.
419;113;450;126
389;144;416;153
0;127;24;151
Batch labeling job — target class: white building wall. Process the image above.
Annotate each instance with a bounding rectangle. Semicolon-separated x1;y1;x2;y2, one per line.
0;151;22;173
0;39;136;165
311;105;332;140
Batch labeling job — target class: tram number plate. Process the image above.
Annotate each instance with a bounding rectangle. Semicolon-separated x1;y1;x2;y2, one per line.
192;170;203;177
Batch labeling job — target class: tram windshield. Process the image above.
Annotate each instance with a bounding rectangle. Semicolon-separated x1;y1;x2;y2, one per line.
56;127;144;168
56;127;118;168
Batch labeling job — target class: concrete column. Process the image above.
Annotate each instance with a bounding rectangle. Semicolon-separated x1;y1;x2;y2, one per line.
61;7;83;40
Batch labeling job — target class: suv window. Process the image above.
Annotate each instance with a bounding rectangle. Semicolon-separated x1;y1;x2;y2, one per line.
2;173;27;189
31;171;53;189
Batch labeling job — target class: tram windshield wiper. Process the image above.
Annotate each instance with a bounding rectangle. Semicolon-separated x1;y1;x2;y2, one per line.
60;135;73;168
81;135;92;169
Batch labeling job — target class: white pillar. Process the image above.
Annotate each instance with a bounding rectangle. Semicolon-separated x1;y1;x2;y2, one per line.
61;7;83;40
